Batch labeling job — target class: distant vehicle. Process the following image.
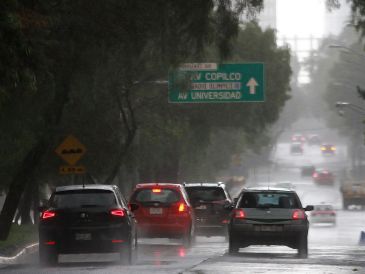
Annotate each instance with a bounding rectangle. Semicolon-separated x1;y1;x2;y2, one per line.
312;168;335;184
340;166;365;209
38;184;138;266
290;142;303;155
128;183;194;247
308;135;321;146
310;204;336;225
301;165;315;177
291;134;306;143
321;144;336;155
228;187;313;258
184;182;233;239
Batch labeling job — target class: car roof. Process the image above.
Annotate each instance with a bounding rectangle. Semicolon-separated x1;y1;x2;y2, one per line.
183;182;225;188
242;186;296;193
135;183;183;189
55;184;117;192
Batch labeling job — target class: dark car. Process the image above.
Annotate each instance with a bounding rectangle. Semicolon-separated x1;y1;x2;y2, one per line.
301;165;315;177
312;168;335;184
184;183;233;238
128;183;195;247
228;187;313;258
308;135;321;146
290;142;303;155
321;144;336;155
38;184;137;265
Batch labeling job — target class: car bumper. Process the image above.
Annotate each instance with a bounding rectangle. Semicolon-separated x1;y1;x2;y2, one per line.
137;222;191;238
39;224;130;254
230;222;308;247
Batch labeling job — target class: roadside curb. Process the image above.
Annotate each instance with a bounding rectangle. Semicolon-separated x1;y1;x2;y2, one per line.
0;243;38;264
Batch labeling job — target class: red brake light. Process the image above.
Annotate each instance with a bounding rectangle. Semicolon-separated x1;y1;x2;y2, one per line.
110;208;125;217
152;188;162;193
41;210;56;220
292;210;305;220
234;209;245;219
178;203;187;212
312;173;318;178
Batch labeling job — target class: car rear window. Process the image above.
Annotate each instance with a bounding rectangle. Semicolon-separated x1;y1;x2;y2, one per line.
314;205;333;211
50;189;117;208
186;187;226;202
239;192;300;209
133;188;180;204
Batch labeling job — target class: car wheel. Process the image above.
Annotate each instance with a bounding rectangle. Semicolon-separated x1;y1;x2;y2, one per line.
228;237;239;254
297;234;308;258
182;230;192;248
39;245;58;266
120;236;137;265
343;200;348;210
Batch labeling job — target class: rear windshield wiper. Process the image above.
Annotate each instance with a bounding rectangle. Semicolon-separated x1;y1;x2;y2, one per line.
80;204;100;208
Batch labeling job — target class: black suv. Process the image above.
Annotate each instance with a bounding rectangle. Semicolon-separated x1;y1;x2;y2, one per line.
184;183;233;238
38;184;137;265
229;187;313;258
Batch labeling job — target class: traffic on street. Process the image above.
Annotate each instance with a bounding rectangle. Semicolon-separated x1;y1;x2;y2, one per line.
1;1;365;274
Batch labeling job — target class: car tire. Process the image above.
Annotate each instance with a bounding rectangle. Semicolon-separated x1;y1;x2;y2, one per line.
182;230;192;248
120;235;137;265
297;234;308;258
343;200;348;210
228;237;239;254
39;245;58;266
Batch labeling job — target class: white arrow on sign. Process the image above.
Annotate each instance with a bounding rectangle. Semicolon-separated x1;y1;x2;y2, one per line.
246;78;259;94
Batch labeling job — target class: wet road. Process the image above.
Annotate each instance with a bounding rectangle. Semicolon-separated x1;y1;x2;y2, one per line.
1;142;365;273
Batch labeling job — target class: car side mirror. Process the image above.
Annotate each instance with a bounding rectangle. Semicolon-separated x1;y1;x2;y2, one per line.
38;205;47;212
129;203;139;211
223;200;233;210
233;197;238;206
304;205;314;211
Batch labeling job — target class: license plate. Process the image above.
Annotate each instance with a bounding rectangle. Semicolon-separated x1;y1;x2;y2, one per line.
149;207;163;215
255;225;282;232
75;233;91;241
196;205;207;210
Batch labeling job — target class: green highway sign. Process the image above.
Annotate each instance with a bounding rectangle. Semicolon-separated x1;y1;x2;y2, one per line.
168;63;264;103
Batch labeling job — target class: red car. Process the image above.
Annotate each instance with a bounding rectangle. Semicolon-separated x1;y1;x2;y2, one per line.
312;169;335;184
128;183;194;247
291;134;306;143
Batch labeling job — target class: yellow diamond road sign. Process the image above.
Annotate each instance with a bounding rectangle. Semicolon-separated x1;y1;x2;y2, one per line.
55;135;86;165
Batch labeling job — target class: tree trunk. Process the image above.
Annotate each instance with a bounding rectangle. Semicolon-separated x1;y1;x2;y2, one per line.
19;182;33;225
0;61;73;240
0;140;48;239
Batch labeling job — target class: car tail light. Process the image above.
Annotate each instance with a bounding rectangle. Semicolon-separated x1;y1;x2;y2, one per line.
112;239;124;243
222;219;229;224
292;210;305;220
45;241;56;245
178;203;187;212
41;210;56;220
152;188;162;193
312;173;318;178
234;209;246;219
110;208;125;217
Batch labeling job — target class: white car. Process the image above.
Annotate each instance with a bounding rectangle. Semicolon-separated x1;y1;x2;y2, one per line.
310;204;336;225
